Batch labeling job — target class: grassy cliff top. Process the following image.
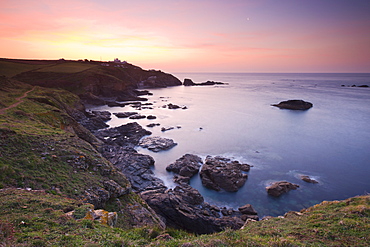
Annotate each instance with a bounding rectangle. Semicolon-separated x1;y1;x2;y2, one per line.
1;188;368;246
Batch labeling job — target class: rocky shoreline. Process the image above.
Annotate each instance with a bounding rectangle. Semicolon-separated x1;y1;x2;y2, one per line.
79;104;256;233
77;79;318;234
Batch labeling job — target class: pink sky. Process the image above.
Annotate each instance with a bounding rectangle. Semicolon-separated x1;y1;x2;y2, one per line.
1;0;369;73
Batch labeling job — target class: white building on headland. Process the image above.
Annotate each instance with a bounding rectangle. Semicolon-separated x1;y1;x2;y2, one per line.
101;58;128;67
112;58;127;64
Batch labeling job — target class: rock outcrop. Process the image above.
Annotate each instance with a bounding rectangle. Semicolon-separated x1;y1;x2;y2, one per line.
199;156;251;192
272;99;313;110
139;136;177;152
102;146;166;192
66;204;118;227
94;122;151;148
183;78;196;86
141;188;245;234
166;154;203;178
266;181;300;197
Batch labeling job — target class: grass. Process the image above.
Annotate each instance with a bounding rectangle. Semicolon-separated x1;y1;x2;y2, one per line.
0;60;49;77
35;62;97;73
0;188;193;246
1;188;369;246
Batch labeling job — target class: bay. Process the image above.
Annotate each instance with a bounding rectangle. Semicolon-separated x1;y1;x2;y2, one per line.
91;73;370;217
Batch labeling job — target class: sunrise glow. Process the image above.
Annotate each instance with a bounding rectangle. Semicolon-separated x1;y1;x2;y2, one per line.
1;0;369;72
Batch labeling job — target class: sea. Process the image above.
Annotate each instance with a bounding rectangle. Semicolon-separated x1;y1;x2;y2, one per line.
90;73;370;217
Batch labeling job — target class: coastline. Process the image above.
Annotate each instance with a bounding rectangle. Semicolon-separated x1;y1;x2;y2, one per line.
86;72;370;220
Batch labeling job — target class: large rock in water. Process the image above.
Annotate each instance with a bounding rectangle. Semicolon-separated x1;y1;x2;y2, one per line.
183;78;196;86
272;99;313;110
166;154;203;178
139;136;177;152
199;156;250;192
266;181;299;197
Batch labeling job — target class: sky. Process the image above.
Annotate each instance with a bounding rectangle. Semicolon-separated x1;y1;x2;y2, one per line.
1;0;370;73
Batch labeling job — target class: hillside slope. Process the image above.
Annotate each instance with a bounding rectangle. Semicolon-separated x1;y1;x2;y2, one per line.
1;58;182;104
0;77;164;232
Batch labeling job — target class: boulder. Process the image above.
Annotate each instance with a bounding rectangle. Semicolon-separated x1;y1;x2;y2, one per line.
238;204;258;215
199;156;250;192
139;136;177;152
113;112;138;118
272;99;313;110
161;126;174;132
66;205;118;227
300;175;318;184
266;181;299;197
167;103;181;109
166;154;203;178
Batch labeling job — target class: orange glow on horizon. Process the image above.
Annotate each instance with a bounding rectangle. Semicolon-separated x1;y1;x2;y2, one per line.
1;0;369;73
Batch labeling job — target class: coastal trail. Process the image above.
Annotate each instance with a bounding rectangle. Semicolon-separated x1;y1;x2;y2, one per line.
0;86;36;115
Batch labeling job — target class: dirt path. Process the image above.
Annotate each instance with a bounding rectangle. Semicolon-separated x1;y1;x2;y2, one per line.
0;86;36;115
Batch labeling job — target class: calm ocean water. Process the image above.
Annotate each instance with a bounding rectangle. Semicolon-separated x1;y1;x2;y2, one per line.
91;73;370;217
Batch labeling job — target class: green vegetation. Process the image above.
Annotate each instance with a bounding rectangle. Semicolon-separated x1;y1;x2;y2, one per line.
1;189;369;246
35;62;97;73
0;60;50;77
1;59;369;246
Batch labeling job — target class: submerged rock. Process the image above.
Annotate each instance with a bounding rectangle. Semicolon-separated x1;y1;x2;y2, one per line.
199;156;250;192
266;181;299;197
139;136;177;152
300;175;319;184
272;99;313;110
